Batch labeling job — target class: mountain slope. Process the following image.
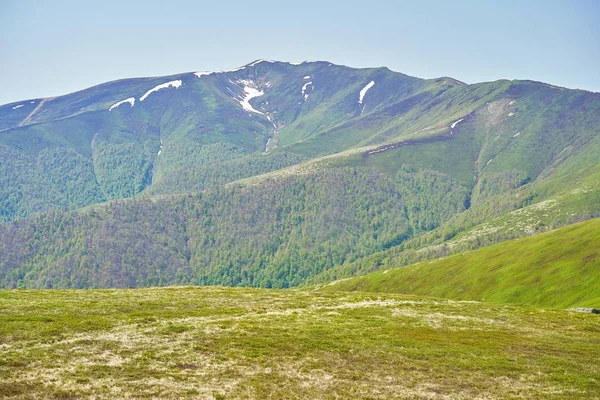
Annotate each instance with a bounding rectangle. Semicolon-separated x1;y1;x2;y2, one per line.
319;218;600;308
0;166;470;289
1;60;599;222
310;152;600;284
0;60;599;290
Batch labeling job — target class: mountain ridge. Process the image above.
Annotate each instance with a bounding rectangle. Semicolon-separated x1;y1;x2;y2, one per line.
6;58;600;111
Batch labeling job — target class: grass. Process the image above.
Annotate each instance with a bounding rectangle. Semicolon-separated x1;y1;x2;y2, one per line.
0;287;599;399
321;218;600;308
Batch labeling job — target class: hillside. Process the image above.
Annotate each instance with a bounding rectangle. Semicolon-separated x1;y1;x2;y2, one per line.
0;167;469;288
1;60;599;223
1;287;599;399
311;157;600;283
0;60;599;289
320;218;600;308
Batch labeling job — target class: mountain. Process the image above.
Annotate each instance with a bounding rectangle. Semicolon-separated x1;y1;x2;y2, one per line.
0;60;599;289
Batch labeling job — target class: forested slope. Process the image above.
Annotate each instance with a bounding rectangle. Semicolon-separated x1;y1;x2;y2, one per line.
0;167;469;288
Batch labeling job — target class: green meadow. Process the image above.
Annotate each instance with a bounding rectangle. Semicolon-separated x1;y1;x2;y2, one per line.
1;287;599;399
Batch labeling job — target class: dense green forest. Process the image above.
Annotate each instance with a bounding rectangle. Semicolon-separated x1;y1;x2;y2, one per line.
0;166;470;288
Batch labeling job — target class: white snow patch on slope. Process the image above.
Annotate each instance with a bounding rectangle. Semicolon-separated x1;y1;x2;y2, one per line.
236;79;265;115
194;72;211;78
109;97;135;111
139;80;183;101
210;66;247;74
30;101;35;104
450;118;464;129
247;59;276;67
358;81;375;104
513;132;521;138
302;81;313;101
12;104;24;110
303;76;311;79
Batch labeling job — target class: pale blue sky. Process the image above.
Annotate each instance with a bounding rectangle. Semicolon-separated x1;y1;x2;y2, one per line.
1;0;599;104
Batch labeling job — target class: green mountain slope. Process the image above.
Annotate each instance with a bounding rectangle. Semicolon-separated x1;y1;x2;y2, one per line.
0;60;599;290
0;166;470;289
310;153;600;284
320;218;600;308
1;60;599;223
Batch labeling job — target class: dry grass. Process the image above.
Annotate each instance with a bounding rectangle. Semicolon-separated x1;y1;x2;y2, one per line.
0;287;598;399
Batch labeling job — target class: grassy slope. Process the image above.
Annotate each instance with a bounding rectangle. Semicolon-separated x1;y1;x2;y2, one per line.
0;287;599;399
321;218;600;308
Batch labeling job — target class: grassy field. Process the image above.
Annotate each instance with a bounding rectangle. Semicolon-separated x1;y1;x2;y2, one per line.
1;287;599;399
321;218;600;308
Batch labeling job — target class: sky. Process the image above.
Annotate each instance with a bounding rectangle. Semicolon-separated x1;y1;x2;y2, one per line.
0;0;599;104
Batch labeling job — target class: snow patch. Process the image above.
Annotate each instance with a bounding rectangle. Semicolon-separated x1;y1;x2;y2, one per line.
109;97;135;111
449;118;464;135
486;159;493;166
367;142;404;155
12;104;24;110
236;79;265;115
140;80;182;101
508;112;515;116
194;72;211;78
157;136;163;156
303;76;311;79
450;118;464;129
247;59;276;67
513;132;521;138
301;81;313;101
30;101;35;104
229;66;246;72
358;81;375;104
